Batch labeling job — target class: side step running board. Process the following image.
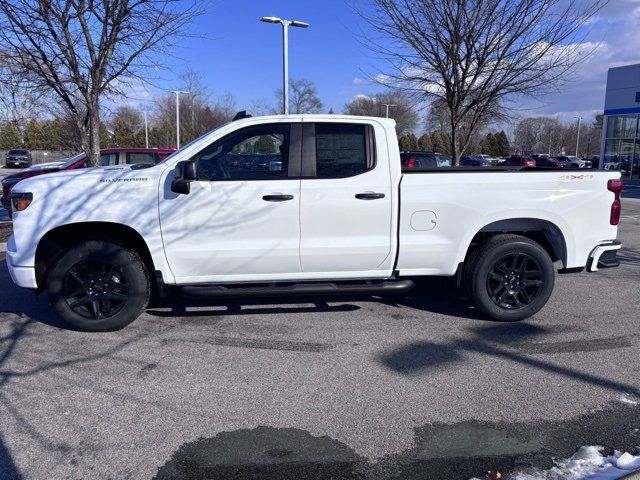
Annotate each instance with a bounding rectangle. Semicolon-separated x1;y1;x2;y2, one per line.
181;279;415;299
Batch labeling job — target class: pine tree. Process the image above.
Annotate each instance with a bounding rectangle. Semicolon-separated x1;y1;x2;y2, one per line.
0;122;23;149
111;119;137;147
482;133;498;156
495;131;511;157
430;132;444;153
407;133;419;150
418;134;432;151
398;135;410;152
24;119;45;150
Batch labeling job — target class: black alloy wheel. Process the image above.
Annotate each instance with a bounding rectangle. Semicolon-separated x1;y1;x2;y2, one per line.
464;234;555;322
47;240;150;331
63;259;129;320
486;253;544;310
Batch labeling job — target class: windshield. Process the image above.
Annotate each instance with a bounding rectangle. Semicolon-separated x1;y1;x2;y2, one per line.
9;150;27;154
157;122;231;164
60;153;87;168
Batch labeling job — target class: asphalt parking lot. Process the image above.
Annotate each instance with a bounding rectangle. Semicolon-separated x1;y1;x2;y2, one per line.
0;201;639;480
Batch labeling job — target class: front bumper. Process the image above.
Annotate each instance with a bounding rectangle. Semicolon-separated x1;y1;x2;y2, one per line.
5;235;37;289
587;240;622;272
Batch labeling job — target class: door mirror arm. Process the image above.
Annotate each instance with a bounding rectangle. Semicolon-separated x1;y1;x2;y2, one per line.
171;160;197;195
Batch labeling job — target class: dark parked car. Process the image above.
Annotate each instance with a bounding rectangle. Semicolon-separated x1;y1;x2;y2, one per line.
460;156;493;167
4;149;32;168
400;151;452;168
532;156;567;168
1;147;175;208
503;156;537;167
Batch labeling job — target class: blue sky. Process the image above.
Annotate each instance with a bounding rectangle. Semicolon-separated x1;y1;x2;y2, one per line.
127;0;640;130
133;0;378;113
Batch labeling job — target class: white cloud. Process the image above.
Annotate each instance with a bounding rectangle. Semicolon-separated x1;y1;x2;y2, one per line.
373;73;391;86
105;76;159;110
515;3;640;117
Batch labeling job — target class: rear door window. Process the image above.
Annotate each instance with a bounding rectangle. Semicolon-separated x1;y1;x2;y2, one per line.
126;152;158;165
313;123;372;177
100;153;118;166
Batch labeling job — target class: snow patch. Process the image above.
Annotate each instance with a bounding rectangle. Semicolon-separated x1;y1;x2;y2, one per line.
515;447;640;480
472;447;640;480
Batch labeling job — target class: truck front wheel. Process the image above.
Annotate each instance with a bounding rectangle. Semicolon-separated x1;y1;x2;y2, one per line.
465;235;555;321
46;241;150;331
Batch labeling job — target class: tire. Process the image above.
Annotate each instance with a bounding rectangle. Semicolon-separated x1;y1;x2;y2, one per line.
464;234;555;322
46;240;150;331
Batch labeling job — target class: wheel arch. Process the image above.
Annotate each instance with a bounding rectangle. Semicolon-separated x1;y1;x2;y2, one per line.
35;222;156;291
463;217;568;268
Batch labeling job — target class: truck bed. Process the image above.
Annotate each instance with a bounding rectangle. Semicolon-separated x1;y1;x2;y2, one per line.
396;169;619;276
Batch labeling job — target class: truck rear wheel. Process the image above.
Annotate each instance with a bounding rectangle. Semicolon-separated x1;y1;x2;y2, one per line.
46;240;150;331
465;235;555;321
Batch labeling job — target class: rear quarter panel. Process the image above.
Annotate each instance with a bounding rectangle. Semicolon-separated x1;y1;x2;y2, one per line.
398;170;620;275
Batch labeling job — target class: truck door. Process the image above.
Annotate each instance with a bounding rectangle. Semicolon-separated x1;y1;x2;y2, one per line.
299;121;394;276
159;122;303;283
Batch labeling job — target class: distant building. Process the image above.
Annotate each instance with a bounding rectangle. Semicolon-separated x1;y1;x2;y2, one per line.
601;63;640;178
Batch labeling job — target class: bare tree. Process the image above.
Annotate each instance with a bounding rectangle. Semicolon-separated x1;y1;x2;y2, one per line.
0;1;201;165
276;78;323;114
426;97;505;154
360;0;606;165
343;90;418;135
0;55;46;143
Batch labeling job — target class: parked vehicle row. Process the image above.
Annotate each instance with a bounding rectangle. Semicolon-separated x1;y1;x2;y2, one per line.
401;152;595;169
1;147;175;208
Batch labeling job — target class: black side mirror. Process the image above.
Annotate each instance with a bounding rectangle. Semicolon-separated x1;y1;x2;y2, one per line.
171;160;197;195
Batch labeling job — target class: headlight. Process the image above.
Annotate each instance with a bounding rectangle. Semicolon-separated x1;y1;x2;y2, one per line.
11;192;33;211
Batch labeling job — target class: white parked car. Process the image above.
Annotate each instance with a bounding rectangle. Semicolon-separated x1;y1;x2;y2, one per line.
6;114;623;331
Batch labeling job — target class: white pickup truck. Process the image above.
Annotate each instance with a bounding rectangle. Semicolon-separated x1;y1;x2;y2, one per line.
6;114;623;331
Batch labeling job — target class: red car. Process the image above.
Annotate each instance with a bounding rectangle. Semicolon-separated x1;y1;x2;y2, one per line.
503;156;537;168
1;147;175;208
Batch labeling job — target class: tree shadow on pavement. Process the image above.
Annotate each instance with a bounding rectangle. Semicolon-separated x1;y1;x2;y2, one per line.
378;322;640;397
0;256;156;479
0;432;21;480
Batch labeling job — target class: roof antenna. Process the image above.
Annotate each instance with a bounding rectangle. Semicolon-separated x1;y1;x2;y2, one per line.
232;111;252;121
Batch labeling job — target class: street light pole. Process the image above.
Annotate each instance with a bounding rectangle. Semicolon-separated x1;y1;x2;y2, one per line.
260;16;309;115
142;110;149;149
574;115;582;158
172;90;189;148
382;103;397;118
282;23;288;115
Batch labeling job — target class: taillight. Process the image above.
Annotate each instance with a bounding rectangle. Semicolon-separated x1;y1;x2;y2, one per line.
404;157;416;168
608;178;623;225
11;192;33;211
524;160;536;167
